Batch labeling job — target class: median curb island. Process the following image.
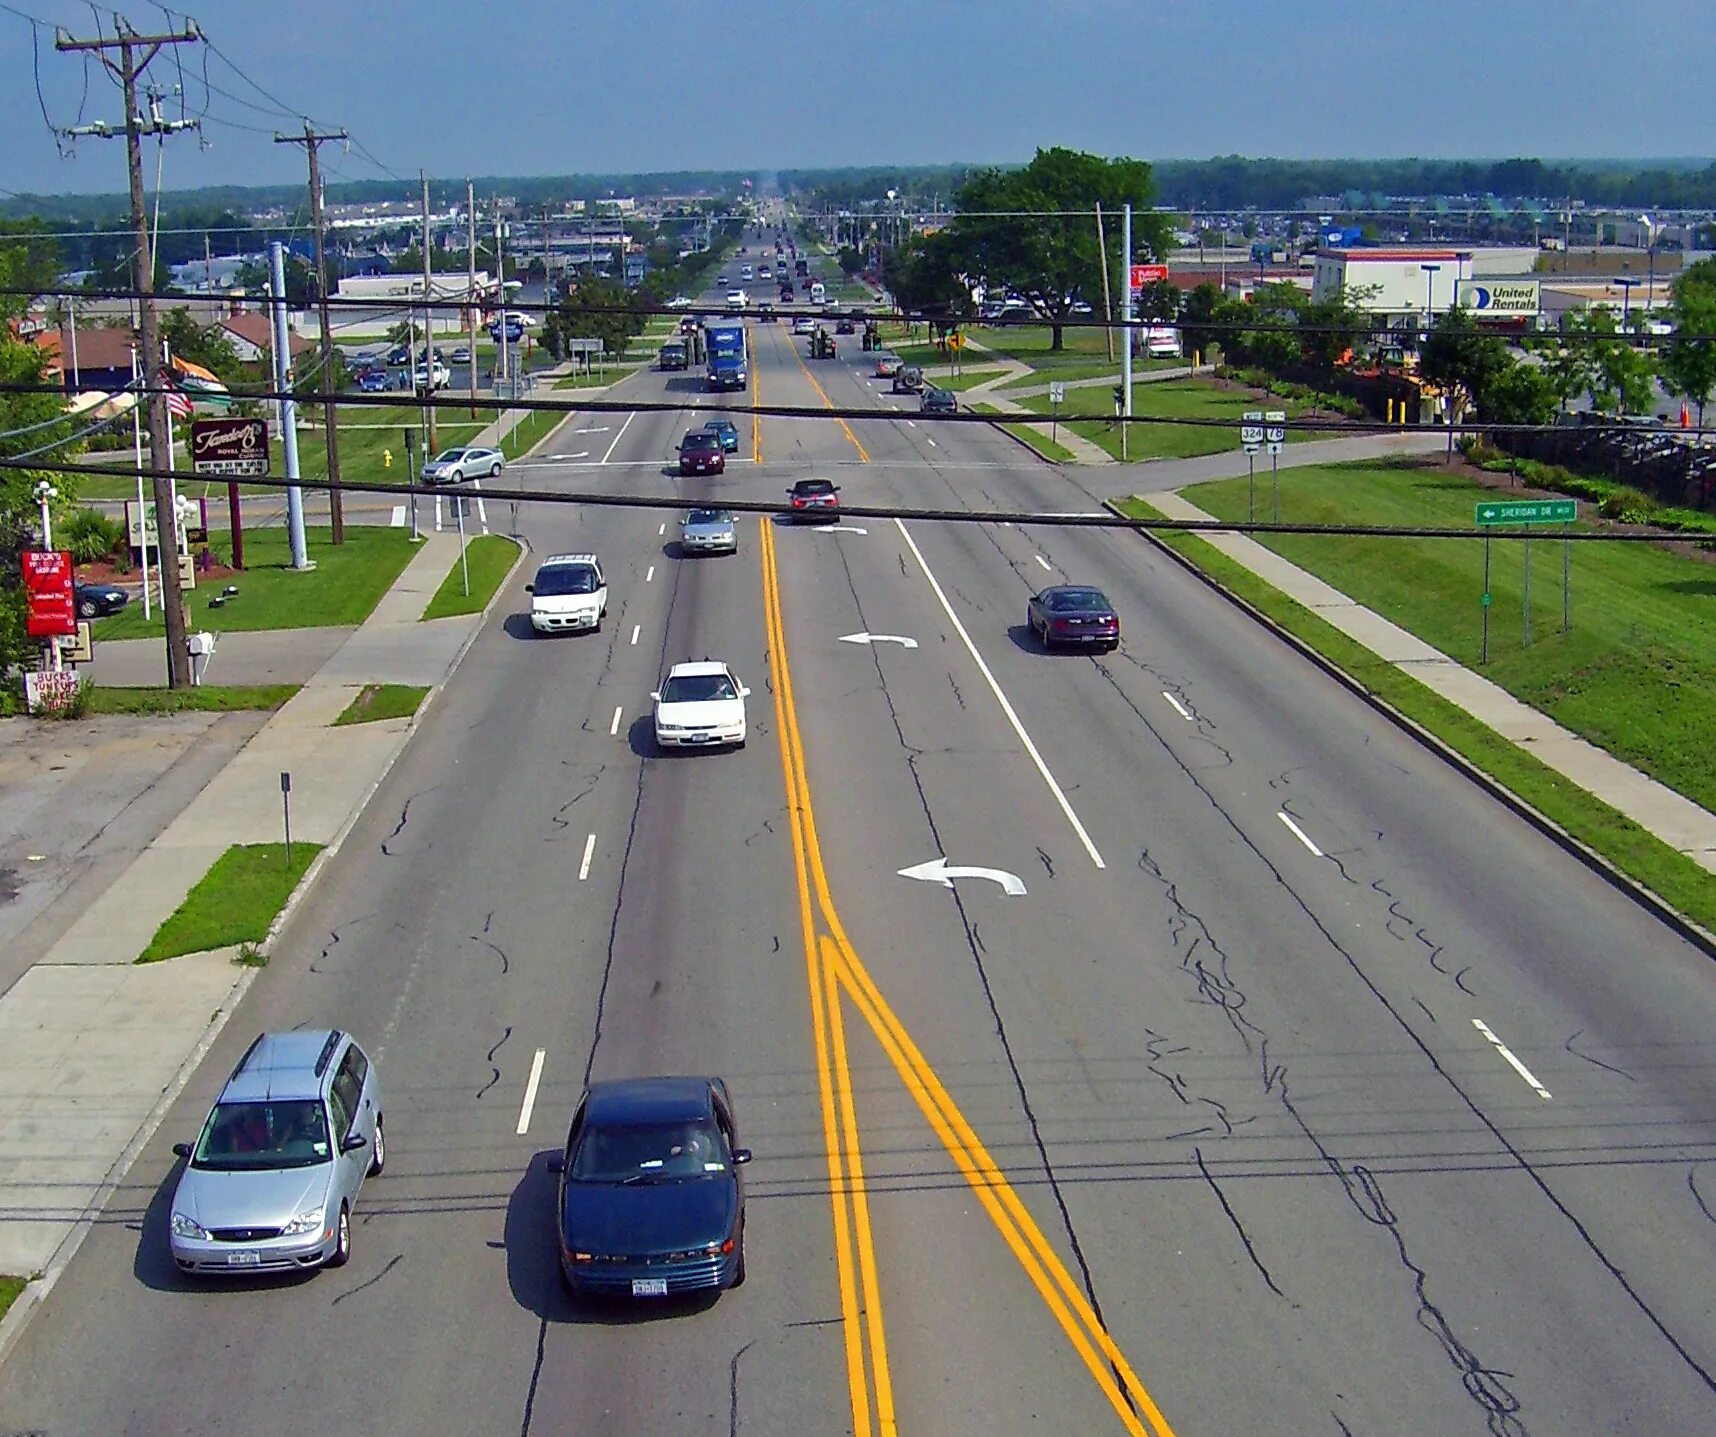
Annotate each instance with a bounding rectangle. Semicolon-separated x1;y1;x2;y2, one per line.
0;530;530;1376
1101;497;1716;961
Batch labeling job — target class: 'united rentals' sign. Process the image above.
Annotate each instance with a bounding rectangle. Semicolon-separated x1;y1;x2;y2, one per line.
1455;280;1540;317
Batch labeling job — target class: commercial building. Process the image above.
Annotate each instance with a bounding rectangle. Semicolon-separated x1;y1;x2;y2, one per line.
1310;246;1541;324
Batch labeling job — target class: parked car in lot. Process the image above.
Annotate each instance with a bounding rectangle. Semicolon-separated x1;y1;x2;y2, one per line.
450;345;472;364
548;1075;751;1297
651;662;750;749
357;370;390;393
1026;585;1121;651
702;418;739;453
413;361;452;391
920;386;957;414
168;1029;384;1276
526;553;607;634
421;445;504;484
75;581;129;618
680;507;738;556
787;477;840;523
386;345;411;366
678;430;725;475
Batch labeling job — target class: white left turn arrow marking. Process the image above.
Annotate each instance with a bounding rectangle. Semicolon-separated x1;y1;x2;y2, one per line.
897;857;1027;897
839;632;919;649
813;524;868;535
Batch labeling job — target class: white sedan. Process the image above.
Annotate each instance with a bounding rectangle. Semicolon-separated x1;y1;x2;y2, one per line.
421;446;505;484
651;661;750;750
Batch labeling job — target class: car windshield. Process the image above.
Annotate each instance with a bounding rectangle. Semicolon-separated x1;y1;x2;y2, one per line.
1048;589;1109;613
535;564;599;597
682;433;718;451
662;673;738;704
191;1099;330;1171
686;509;733;526
570;1118;728;1182
430;450;466;465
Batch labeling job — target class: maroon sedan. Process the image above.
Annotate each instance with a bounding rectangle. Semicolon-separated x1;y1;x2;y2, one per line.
1027;585;1120;651
679;430;726;476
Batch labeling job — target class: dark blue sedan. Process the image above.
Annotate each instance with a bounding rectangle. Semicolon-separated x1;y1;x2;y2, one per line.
550;1076;751;1300
702;418;740;453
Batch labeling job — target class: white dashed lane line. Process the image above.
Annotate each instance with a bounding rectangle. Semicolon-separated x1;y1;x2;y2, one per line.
1277;811;1323;857
1163;692;1194;721
1033;554;1052;572
646;565;655;583
579;833;596;881
609;706;622;736
630;624;640;646
515;1048;547;1135
1473;1019;1553;1099
658;522;666;536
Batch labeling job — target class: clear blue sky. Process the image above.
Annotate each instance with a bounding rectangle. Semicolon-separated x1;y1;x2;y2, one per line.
2;0;1712;197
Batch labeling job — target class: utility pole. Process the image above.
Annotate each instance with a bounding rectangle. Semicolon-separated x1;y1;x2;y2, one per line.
421;171;438;455
276;123;349;543
57;16;200;688
467;180;478;411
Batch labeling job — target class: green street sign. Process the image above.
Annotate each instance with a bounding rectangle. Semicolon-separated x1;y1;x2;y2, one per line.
1475;499;1577;526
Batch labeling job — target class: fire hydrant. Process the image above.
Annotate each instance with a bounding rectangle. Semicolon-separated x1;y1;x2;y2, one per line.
383;448;393;469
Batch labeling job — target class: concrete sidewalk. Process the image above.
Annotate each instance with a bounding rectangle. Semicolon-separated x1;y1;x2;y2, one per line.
1146;489;1716;878
0;530;518;1290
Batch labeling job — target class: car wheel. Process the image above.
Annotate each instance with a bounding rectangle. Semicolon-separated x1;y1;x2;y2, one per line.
732;1229;747;1288
78;598;99;619
489;463;502;477
368;1116;386;1176
327;1204;351;1268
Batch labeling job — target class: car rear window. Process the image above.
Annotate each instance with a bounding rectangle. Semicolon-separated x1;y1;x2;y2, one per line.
796;481;835;496
1049;589;1109;612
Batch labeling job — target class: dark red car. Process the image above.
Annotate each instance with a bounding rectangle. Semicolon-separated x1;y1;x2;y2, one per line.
1027;585;1120;651
679;431;725;476
787;478;840;523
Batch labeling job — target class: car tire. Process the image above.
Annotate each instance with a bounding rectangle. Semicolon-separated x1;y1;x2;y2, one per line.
78;598;98;619
368;1116;386;1177
327;1204;351;1268
732;1229;747;1288
489;463;502;477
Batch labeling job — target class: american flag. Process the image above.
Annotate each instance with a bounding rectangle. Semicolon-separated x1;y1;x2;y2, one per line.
158;369;193;418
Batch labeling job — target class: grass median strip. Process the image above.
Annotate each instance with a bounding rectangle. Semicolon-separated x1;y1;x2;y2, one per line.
1117;496;1716;936
970;403;1077;463
334;683;429;726
0;1273;25;1322
86;683;300;715
137;842;322;963
91;526;418;640
420;533;520;620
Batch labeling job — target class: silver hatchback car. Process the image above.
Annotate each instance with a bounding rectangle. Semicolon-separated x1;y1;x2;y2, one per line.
169;1030;384;1276
681;507;738;556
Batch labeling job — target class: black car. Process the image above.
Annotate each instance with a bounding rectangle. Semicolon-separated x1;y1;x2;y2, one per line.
835;317;855;334
920;386;957;415
678;430;725;475
75;581;130;619
787;477;840;523
1027;585;1120;651
549;1076;751;1299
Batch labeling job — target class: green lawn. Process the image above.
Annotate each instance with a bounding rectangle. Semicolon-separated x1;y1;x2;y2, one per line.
996;357;1183;390
970;404;1077;464
1011;377;1321;462
0;1274;23;1323
421;534;520;620
87;684;300;714
91;526;418;640
1118;496;1716;936
138;842;322;962
1173;458;1716;815
334;682;429;725
937;368;1011;393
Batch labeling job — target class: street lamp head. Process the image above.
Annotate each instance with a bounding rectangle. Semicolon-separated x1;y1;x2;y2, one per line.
33;480;57;502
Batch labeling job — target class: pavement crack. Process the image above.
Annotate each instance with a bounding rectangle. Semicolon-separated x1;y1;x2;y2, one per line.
310;912;375;974
947;670;967;709
1195;1146;1286;1300
330;1252;403;1306
548;769;602;837
477;1026;511;1100
1564;1029;1635;1081
1036;846;1055;879
471;934;509;976
728;1337;757;1437
1412;996;1437;1024
380;784;440;857
1692;1164;1716;1227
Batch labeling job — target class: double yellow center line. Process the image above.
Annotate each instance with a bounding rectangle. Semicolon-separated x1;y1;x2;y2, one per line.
759;513;1177;1437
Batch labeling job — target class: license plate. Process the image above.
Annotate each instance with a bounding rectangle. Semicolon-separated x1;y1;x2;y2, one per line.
631;1277;668;1298
688;734;710;743
227;1250;262;1266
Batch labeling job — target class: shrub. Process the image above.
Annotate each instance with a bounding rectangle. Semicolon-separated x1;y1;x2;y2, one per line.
58;508;125;564
1598;487;1658;524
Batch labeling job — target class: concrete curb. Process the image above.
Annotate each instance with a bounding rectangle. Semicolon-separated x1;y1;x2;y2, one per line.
0;536;531;1374
975;407;1065;467
1104;497;1716;960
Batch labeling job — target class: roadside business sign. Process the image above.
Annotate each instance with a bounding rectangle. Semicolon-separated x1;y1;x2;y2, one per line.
190;417;269;476
1265;409;1287;454
22;550;76;638
1455;280;1540;318
1475;499;1577;526
126;497;209;549
1130;263;1169;289
1240;410;1265;453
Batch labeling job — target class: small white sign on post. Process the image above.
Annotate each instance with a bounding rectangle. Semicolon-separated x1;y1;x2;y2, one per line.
1265;409;1287;455
1048;382;1065;405
1241;409;1264;453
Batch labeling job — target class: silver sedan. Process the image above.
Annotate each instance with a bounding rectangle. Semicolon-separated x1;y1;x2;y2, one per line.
421;446;505;484
680;507;739;556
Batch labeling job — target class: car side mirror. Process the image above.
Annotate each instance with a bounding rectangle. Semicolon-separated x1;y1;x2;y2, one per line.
172;1142;192;1159
547;1153;566;1174
649;691;661;702
342;1133;368;1153
731;1148;753;1166
738;686;751;698
524;583;534;593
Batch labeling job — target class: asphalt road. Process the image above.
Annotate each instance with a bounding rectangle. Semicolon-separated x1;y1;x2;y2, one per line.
4;241;1714;1436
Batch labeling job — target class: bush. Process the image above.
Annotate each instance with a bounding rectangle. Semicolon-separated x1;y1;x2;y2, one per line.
1598;487;1659;524
59;508;125;564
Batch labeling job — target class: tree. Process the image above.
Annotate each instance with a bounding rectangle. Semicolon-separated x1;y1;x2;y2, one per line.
1524;322;1596;413
1178;282;1226;363
1293;284;1378;378
158;308;246;390
543;276;641;363
1134;279;1179;322
1478;359;1557;426
233;253;316;305
1661;283;1716;426
1224;283;1301;372
941;148;1172;350
836;246;865;278
1562;308;1656;416
1420;307;1514;420
886;230;969;322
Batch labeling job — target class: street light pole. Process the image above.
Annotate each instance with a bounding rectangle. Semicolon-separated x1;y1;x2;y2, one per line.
1615;276;1639;330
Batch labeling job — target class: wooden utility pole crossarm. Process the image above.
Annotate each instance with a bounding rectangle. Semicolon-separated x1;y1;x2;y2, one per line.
276;124;350;543
56;17;201;688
